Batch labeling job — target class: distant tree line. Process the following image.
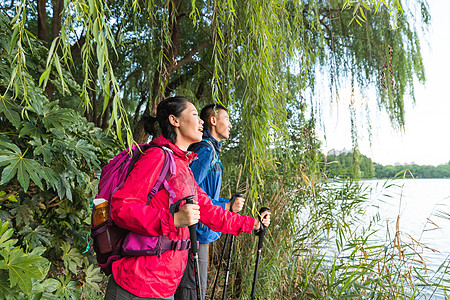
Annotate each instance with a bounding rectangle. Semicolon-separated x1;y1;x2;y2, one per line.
373;162;450;179
323;151;450;179
323;151;375;179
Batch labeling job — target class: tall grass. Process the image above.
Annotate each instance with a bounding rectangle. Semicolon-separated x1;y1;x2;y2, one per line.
208;164;450;299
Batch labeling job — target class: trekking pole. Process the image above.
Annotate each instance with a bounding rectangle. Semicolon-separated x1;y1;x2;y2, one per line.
250;207;270;300
185;195;202;300
221;193;242;300
210;193;241;300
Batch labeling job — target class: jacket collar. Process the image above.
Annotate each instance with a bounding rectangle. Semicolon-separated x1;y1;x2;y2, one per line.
202;128;222;153
150;135;197;164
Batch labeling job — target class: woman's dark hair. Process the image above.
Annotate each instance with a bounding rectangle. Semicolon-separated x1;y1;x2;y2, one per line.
142;96;192;143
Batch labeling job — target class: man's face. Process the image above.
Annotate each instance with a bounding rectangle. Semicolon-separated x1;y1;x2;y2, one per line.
213;109;232;140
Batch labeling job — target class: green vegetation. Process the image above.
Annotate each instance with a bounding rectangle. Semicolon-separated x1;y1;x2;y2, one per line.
324;150;376;179
324;150;450;179
374;162;450;178
2;1;448;299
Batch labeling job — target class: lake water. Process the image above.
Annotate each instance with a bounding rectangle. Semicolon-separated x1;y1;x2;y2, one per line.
361;178;450;299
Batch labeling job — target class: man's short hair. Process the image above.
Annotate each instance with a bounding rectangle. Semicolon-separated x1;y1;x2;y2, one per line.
200;104;227;128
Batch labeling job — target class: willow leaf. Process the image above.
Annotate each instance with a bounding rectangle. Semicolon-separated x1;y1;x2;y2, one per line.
0;97;20;128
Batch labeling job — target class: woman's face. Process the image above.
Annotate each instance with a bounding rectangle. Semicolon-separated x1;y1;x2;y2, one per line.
171;102;204;149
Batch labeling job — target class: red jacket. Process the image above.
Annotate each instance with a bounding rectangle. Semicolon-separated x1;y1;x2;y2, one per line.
110;135;255;298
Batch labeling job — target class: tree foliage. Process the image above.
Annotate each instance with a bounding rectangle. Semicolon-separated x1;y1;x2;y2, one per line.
374;162;450;179
325;150;376;179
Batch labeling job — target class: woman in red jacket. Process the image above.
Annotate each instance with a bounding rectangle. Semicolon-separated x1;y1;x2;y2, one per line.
105;96;271;300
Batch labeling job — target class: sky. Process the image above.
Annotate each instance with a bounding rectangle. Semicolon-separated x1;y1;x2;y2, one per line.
318;1;450;166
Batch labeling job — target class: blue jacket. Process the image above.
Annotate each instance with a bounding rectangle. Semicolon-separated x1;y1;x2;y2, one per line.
188;129;229;243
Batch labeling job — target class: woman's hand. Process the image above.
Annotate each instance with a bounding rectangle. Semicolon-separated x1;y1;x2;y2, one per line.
252;210;271;231
174;200;200;227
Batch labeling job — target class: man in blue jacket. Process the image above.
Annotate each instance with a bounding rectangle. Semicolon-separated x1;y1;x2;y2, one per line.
175;104;245;300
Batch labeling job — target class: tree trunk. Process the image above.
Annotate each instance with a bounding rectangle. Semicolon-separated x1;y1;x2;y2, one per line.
51;0;64;40
37;0;48;42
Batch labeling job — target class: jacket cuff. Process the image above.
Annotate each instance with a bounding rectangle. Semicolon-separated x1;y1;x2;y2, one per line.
218;197;229;203
161;210;177;235
237;215;256;234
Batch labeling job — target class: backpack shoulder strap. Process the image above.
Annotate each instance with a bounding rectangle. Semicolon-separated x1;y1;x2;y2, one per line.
203;139;221;171
145;145;176;205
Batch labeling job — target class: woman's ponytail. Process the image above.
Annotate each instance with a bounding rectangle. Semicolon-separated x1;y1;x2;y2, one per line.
142;114;158;136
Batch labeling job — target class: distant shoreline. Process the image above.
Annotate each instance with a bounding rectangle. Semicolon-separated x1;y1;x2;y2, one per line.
324;151;450;179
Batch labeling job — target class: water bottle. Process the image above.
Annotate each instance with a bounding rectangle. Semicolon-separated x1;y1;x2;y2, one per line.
92;198;113;254
93;198;109;226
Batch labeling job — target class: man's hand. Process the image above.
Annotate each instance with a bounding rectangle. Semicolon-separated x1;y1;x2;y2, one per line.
174;200;200;227
226;196;245;213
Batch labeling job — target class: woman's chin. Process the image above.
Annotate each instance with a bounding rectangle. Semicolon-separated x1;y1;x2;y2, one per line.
190;135;202;144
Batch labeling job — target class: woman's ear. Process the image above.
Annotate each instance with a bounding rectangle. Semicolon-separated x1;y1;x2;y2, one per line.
169;115;180;127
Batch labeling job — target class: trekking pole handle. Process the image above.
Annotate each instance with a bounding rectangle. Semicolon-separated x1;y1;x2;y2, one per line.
229;193;242;213
256;206;270;232
184;195;195;205
254;207;270;246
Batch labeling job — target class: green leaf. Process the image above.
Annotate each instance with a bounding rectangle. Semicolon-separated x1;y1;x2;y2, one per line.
10;203;33;227
30;138;54;165
72;139;98;167
0;226;14;248
0;271;16;298
46;37;59;68
0;140;21;155
0;150;45;191
38;102;74;131
83;264;103;294
55;275;81;299
7;194;17;202
39;69;50;87
359;7;367;21
42;167;59;191
19;122;44;139
0;96;21;129
61;242;82;275
9;25;19;54
19;225;52;248
31;278;60;297
362;2;371;10
53;53;65;90
0;247;47;295
57;174;72;201
0;210;12;226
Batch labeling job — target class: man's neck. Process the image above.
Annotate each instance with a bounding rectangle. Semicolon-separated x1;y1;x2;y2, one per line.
209;128;221;142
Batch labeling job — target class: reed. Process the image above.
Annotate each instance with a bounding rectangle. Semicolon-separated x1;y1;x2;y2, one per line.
208;163;450;299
